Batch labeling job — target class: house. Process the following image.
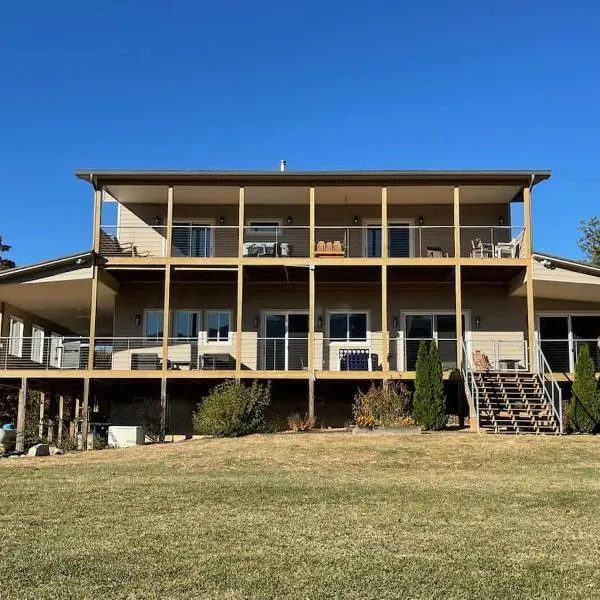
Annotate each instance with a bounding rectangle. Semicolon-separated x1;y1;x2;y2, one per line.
1;168;599;448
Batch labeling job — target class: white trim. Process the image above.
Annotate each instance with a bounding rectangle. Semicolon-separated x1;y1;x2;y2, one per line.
246;218;283;237
31;324;45;363
204;309;233;344
8;317;24;358
363;218;415;258
49;332;63;368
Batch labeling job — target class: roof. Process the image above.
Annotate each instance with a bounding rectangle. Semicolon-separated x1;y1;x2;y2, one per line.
0;251;93;283
75;169;552;187
532;252;600;277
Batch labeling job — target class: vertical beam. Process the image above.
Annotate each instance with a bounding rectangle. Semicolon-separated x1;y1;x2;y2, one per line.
57;394;64;443
16;378;27;452
381;265;389;371
309;187;315;259
161;266;172;371
81;379;90;450
165;186;174;258
453;186;461;258
39;391;45;440
455;265;463;369
523;183;532;258
308;264;315;418
381;187;388;258
236;187;245;374
92;187;102;253
523;183;535;369
88;265;99;369
160;377;167;442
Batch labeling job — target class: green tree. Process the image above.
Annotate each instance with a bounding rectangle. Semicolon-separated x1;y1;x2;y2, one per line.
427;340;447;430
413;340;447;431
569;344;600;433
412;340;430;427
0;236;15;271
578;217;600;265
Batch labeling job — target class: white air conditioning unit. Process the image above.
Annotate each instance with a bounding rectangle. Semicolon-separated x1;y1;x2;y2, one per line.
108;426;145;448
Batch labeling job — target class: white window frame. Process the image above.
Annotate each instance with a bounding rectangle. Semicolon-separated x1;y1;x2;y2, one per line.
31;325;45;363
363;218;415;258
326;310;370;344
205;310;232;344
49;332;63;368
173;309;203;340
172;219;215;257
143;309;164;339
8;317;24;358
246;218;282;237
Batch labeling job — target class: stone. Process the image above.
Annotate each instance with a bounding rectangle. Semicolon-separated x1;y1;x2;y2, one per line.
27;443;50;457
48;446;64;456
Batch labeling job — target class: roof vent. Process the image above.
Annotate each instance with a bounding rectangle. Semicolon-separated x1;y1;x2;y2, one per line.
279;160;287;172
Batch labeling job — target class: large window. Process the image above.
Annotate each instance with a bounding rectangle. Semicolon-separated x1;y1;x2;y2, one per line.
174;311;202;339
404;313;460;370
329;312;367;342
31;325;45;363
364;221;412;257
207;311;231;342
172;221;213;257
8;317;24;357
144;310;164;339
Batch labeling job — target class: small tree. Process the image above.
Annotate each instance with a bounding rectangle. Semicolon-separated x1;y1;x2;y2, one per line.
427;340;447;430
578;217;600;266
0;236;15;271
412;340;430;426
569;344;600;433
412;339;446;431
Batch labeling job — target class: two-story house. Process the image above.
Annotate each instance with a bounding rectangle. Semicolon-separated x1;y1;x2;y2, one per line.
2;168;599;448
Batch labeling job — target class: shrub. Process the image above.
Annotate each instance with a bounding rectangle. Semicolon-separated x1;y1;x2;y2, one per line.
569;345;600;433
287;412;316;432
412;339;446;431
352;381;412;428
193;380;271;437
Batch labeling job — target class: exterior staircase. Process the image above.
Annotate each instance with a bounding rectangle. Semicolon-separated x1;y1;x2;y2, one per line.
475;372;560;434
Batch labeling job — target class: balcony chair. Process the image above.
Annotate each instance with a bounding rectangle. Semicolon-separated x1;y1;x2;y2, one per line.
470;238;493;258
315;240;345;257
339;349;373;371
472;350;492;371
495;230;525;258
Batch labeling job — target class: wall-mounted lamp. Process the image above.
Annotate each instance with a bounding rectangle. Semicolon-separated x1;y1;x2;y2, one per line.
353;216;359;226
498;215;504;226
317;316;323;329
418;216;424;226
219;216;225;226
286;215;293;226
135;314;141;327
253;316;260;329
392;316;398;329
475;316;481;329
154;216;162;226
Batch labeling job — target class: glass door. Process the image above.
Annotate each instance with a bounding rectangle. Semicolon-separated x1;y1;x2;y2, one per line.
572;316;600;371
539;316;570;371
172;221;212;257
404;313;460;370
264;313;308;370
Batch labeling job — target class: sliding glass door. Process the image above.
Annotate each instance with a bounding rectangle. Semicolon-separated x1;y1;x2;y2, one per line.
404;313;462;370
264;313;309;370
172;221;213;257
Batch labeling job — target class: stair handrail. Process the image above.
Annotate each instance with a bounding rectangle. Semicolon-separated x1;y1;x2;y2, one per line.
461;339;479;432
534;341;563;434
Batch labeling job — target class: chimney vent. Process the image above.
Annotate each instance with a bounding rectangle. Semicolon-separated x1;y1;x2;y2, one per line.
279;160;287;172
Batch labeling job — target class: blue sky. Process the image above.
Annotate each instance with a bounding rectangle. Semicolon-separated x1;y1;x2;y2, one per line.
1;0;598;265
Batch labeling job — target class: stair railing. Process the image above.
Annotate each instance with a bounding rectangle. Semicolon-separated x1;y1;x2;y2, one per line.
461;339;480;432
534;341;563;434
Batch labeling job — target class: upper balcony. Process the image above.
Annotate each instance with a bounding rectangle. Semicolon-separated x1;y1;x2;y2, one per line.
92;174;539;264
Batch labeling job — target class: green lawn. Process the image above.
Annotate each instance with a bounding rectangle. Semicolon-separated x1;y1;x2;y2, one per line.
2;433;600;599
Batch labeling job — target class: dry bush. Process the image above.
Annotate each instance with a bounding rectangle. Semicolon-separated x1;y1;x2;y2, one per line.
286;412;316;432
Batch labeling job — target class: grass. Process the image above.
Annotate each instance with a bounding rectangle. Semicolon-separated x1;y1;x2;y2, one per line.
2;433;600;599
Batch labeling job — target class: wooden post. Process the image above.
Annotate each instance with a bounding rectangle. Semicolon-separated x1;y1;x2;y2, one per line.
308;378;315;421
39;391;45;440
381;187;388;258
16;377;27;452
71;395;80;438
81;379;90;450
453;186;461;258
92;187;102;253
161;266;171;371
88;266;99;370
381;265;389;372
455;265;463;370
165;186;174;257
57;394;64;443
308;264;315;418
523;184;535;369
236;187;245;373
309;187;315;259
237;186;245;259
160;377;167;442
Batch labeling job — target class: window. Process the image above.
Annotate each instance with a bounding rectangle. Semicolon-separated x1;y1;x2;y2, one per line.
172;221;213;257
329;312;367;342
364;220;412;257
49;333;63;368
144;310;164;338
31;325;45;363
207;311;231;342
173;310;202;339
8;317;24;357
247;219;281;236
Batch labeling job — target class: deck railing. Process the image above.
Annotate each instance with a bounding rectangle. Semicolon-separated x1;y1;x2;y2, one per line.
242;226;310;258
460;226;526;258
461;338;480;432
535;341;563;433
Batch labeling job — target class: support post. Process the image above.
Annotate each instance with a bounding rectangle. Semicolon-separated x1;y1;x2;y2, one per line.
308;264;315;418
236;187;245;374
308;378;315;421
381;187;388;258
160;377;167;442
81;379;90;450
523;184;535;369
92;187;102;253
381;265;389;372
238;186;245;259
455;265;463;370
309;187;315;259
39;391;45;440
16;377;27;452
161;265;172;371
523;182;532;258
453;186;461;258
88;266;99;370
57;394;64;443
165;186;174;257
